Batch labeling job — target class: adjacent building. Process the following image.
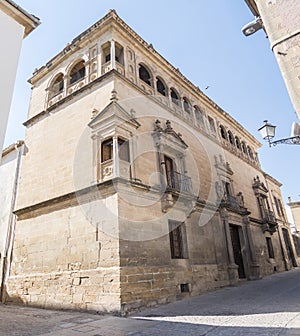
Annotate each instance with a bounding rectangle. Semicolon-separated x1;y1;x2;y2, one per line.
0;0;40;156
244;0;300;119
3;10;298;313
0;141;24;302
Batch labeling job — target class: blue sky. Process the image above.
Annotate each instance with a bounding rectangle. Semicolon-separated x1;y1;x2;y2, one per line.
5;0;299;207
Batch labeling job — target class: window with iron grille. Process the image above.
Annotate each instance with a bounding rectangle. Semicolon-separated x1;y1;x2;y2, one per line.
266;237;275;259
168;220;188;259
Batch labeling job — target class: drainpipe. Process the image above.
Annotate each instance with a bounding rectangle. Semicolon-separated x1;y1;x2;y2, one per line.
0;142;24;303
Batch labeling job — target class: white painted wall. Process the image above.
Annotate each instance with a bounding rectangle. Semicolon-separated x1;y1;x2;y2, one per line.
0;148;19;251
0;145;22;287
0;10;24;155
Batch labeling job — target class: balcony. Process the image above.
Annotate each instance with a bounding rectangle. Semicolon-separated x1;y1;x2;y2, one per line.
263;209;276;223
48;90;65;107
166;171;192;193
261;209;278;233
102;61;125;76
101;159;114;181
67;76;87;95
220;194;248;214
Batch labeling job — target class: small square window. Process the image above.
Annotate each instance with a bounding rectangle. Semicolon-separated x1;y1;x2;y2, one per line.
180;283;190;293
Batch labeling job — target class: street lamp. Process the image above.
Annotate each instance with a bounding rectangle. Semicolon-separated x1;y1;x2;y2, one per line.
258;120;300;146
242;17;263;36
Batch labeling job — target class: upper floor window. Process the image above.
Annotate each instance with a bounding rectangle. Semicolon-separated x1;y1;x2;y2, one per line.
228;131;234;145
235;136;241;150
49;73;64;99
101;41;124;66
102;42;111;63
183;97;192;114
220;125;227;139
139;64;152;86
274;196;285;218
115;42;124;65
101;137;130;163
118;138;130;162
101;138;113;162
241;141;247;154
247;146;254;160
194;106;204;124
208;116;216;133
170;88;180;106
156;77;167;96
69;60;85;85
223;181;232;197
252;176;275;223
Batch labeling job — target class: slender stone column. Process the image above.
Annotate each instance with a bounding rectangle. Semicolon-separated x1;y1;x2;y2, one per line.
157;146;166;187
91;134;98;183
113;135;119;177
63;75;68;96
111;40;116;69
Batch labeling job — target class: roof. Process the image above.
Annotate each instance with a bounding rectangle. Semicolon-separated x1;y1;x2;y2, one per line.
288;201;300;208
244;0;260;17
1;140;24;158
0;0;40;38
263;172;282;187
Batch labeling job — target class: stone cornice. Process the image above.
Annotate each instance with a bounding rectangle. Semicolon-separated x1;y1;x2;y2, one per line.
288;201;300;208
263;172;282;187
14;178;118;220
249;216;265;225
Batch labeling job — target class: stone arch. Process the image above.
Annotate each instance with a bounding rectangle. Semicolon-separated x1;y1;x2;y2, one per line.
67;59;86;85
183;97;192;114
228;130;235;145
156;76;167;96
219;125;227;140
138;63;152;87
48;72;64;99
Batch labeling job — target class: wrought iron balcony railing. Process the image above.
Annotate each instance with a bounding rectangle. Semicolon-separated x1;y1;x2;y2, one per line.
220;194;249;214
166;171;192;193
262;209;276;223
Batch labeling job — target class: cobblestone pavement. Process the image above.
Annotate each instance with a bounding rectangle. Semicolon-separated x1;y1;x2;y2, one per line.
1;268;300;335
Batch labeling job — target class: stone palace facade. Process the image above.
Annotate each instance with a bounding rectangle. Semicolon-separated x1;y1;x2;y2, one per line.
2;10;298;313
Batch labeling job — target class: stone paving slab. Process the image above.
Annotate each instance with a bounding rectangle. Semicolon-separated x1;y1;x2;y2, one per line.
41;317;156;336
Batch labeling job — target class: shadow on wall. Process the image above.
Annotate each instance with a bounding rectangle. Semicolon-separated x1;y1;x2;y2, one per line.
1;286;24;305
1;288;68;312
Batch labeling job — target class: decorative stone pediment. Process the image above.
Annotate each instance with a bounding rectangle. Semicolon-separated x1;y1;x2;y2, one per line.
214;155;233;176
152;119;188;154
252;176;268;194
88;99;140;134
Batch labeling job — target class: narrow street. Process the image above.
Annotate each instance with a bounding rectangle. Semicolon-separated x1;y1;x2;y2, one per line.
1;268;300;336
